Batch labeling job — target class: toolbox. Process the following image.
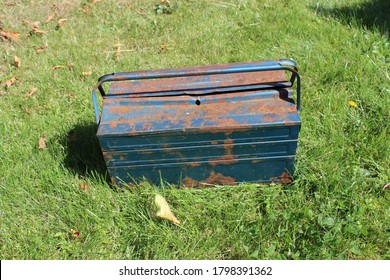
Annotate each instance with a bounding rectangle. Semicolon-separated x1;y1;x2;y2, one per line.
92;59;301;187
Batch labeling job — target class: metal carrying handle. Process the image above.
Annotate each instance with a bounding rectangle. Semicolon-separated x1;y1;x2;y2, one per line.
92;59;301;124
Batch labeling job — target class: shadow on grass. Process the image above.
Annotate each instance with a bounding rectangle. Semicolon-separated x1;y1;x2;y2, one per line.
60;122;110;183
312;0;389;36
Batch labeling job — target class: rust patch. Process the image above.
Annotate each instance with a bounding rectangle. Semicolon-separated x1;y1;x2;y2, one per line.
211;141;218;145
202;171;236;186
209;138;238;166
109;122;119;129
181;171;237;187
181;177;199;187
141;123;153;131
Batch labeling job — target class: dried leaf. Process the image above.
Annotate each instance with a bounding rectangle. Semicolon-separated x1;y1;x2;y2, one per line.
80;7;91;13
383;183;390;190
154;194;180;225
5;77;16;88
14;56;21;67
67;92;76;99
79;183;90;191
160;43;167;52
115;44;121;60
70;229;80;237
349;100;358;107
38;132;47;149
22;19;40;27
82;71;92;77
31;27;47;35
0;29;20;41
279;172;293;184
25;107;33;114
56;18;67;29
36;43;48;53
45;14;55;23
52;65;65;70
25;87;38;98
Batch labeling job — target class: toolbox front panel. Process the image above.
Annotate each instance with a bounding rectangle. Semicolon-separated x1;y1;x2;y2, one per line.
108;155;296;187
98;125;299;186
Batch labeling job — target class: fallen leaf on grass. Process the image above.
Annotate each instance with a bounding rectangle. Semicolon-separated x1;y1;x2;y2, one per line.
115;43;121;60
279;172;293;184
5;77;17;88
44;14;55;23
25;87;38;98
79;183;90;191
22;19;41;27
14;56;21;67
383;183;390;190
56;18;67;29
80;7;91;13
66;92;76;99
160;43;167;52
36;43;48;53
52;65;65;70
70;229;80;237
349;100;358;107
0;30;20;41
30;27;47;35
38;132;47;149
154;194;180;225
82;71;92;77
25;107;33;115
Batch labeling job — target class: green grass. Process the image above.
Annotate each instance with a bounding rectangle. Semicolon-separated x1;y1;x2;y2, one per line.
0;0;389;259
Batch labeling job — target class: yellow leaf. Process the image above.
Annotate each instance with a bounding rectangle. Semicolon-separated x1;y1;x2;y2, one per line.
349;101;358;107
154;194;180;225
82;71;92;77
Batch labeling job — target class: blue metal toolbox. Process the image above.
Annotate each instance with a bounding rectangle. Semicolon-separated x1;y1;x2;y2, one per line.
92;59;301;187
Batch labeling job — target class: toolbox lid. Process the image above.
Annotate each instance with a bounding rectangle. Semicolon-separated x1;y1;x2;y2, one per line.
95;61;301;137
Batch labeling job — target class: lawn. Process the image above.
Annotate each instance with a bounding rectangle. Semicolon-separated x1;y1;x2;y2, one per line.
0;0;389;259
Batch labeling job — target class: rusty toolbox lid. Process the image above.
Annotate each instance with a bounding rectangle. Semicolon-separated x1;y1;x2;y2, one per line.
94;60;301;137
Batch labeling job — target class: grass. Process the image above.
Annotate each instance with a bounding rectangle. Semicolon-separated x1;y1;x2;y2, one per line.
0;0;389;259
